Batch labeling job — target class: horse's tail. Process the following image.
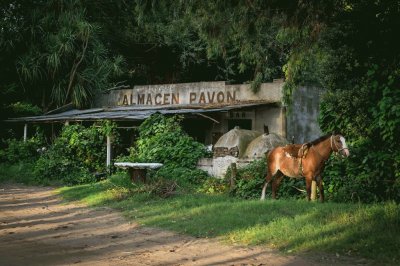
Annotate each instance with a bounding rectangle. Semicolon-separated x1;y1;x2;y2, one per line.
261;149;273;200
261;181;268;200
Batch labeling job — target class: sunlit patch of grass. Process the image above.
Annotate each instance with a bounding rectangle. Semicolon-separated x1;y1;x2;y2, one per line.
57;173;400;264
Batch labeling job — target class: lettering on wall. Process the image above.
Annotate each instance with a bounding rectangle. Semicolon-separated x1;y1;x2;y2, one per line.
118;90;237;106
121;93;180;106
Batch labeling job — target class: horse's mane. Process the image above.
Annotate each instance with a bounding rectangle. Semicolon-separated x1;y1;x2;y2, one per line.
310;134;332;145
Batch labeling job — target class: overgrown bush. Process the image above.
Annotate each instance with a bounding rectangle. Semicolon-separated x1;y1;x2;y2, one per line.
0;135;44;163
34;121;118;185
323;139;400;203
0;162;38;184
227;160;266;199
154;165;209;188
318;56;400;203
197;177;228;194
123;114;208;168
117;114;210;191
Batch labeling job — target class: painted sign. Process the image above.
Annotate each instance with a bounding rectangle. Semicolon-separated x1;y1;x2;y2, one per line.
119;90;237;106
98;81;283;107
113;81;239;106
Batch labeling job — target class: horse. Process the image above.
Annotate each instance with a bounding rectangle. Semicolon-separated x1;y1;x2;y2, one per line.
260;134;350;202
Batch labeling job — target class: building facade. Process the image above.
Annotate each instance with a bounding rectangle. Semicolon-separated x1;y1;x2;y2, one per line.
94;80;287;145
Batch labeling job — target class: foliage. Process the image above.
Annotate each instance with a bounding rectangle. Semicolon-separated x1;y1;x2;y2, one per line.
0;0;124;111
324;140;400;203
197;177;229;194
131;1;290;86
0;135;44;163
319;68;400;202
34;121;118;185
0;162;38;185
227;160;266;199
154;165;209;189
125;114;208;169
7;102;42;116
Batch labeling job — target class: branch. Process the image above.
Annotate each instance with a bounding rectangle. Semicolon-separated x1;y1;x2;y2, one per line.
64;31;90;105
105;84;130;91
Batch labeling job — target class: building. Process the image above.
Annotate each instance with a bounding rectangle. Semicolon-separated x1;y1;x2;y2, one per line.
8;80;323;172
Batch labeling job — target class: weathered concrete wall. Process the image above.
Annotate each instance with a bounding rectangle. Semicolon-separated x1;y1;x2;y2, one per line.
286;86;325;143
197;157;255;178
94;80;284;107
254;105;283;136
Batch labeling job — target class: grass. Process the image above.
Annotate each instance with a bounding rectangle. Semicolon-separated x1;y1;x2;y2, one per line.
56;174;400;264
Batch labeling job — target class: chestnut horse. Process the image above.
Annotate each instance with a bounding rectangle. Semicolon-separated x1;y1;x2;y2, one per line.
260;134;349;202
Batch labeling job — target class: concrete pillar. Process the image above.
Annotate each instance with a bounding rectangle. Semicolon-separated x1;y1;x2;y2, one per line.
106;135;111;168
65;121;70;126
23;124;28;142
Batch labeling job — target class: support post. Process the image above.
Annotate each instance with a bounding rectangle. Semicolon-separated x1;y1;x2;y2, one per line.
23;124;28;142
65;121;69;126
106;135;111;169
311;180;317;201
230;163;237;191
281;106;287;139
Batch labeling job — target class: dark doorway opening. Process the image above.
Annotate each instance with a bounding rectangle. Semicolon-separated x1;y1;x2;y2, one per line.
228;119;252;130
182;118;213;144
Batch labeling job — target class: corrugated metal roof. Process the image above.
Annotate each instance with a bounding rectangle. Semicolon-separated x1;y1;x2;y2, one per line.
7;102;273;123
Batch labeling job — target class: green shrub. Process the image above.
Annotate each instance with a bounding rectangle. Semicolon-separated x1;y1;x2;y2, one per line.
34;121;118;185
227;160;266;199
324;139;400;203
319;72;400;203
153;165;209;190
124;114;208;168
197;177;229;194
0;162;38;184
0;135;44;163
8;102;42;116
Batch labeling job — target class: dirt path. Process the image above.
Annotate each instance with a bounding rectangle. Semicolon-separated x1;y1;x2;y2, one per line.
0;185;365;266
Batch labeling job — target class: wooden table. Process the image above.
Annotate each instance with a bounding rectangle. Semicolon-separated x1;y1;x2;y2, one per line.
114;162;163;183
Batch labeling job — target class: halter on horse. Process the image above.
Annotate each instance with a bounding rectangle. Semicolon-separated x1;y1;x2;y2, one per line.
260;134;349;202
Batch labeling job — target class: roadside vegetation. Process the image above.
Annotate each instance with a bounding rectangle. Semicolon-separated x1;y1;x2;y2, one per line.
57;173;399;265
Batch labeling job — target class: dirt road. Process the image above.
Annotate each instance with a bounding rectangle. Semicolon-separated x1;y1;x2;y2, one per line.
0;185;364;266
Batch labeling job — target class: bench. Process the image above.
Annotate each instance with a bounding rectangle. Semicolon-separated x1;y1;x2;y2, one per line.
114;162;163;183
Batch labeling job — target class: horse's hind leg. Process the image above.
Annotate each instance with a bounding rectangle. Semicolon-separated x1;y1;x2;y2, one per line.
271;171;284;199
305;176;312;201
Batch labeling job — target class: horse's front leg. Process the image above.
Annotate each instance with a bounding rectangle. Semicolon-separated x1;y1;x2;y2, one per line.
305;177;312;201
271;172;284;199
316;176;324;202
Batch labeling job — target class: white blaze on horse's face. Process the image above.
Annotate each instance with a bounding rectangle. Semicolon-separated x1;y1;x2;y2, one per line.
339;136;350;157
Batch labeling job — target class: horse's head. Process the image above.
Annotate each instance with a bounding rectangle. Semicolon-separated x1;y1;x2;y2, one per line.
331;134;350;157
